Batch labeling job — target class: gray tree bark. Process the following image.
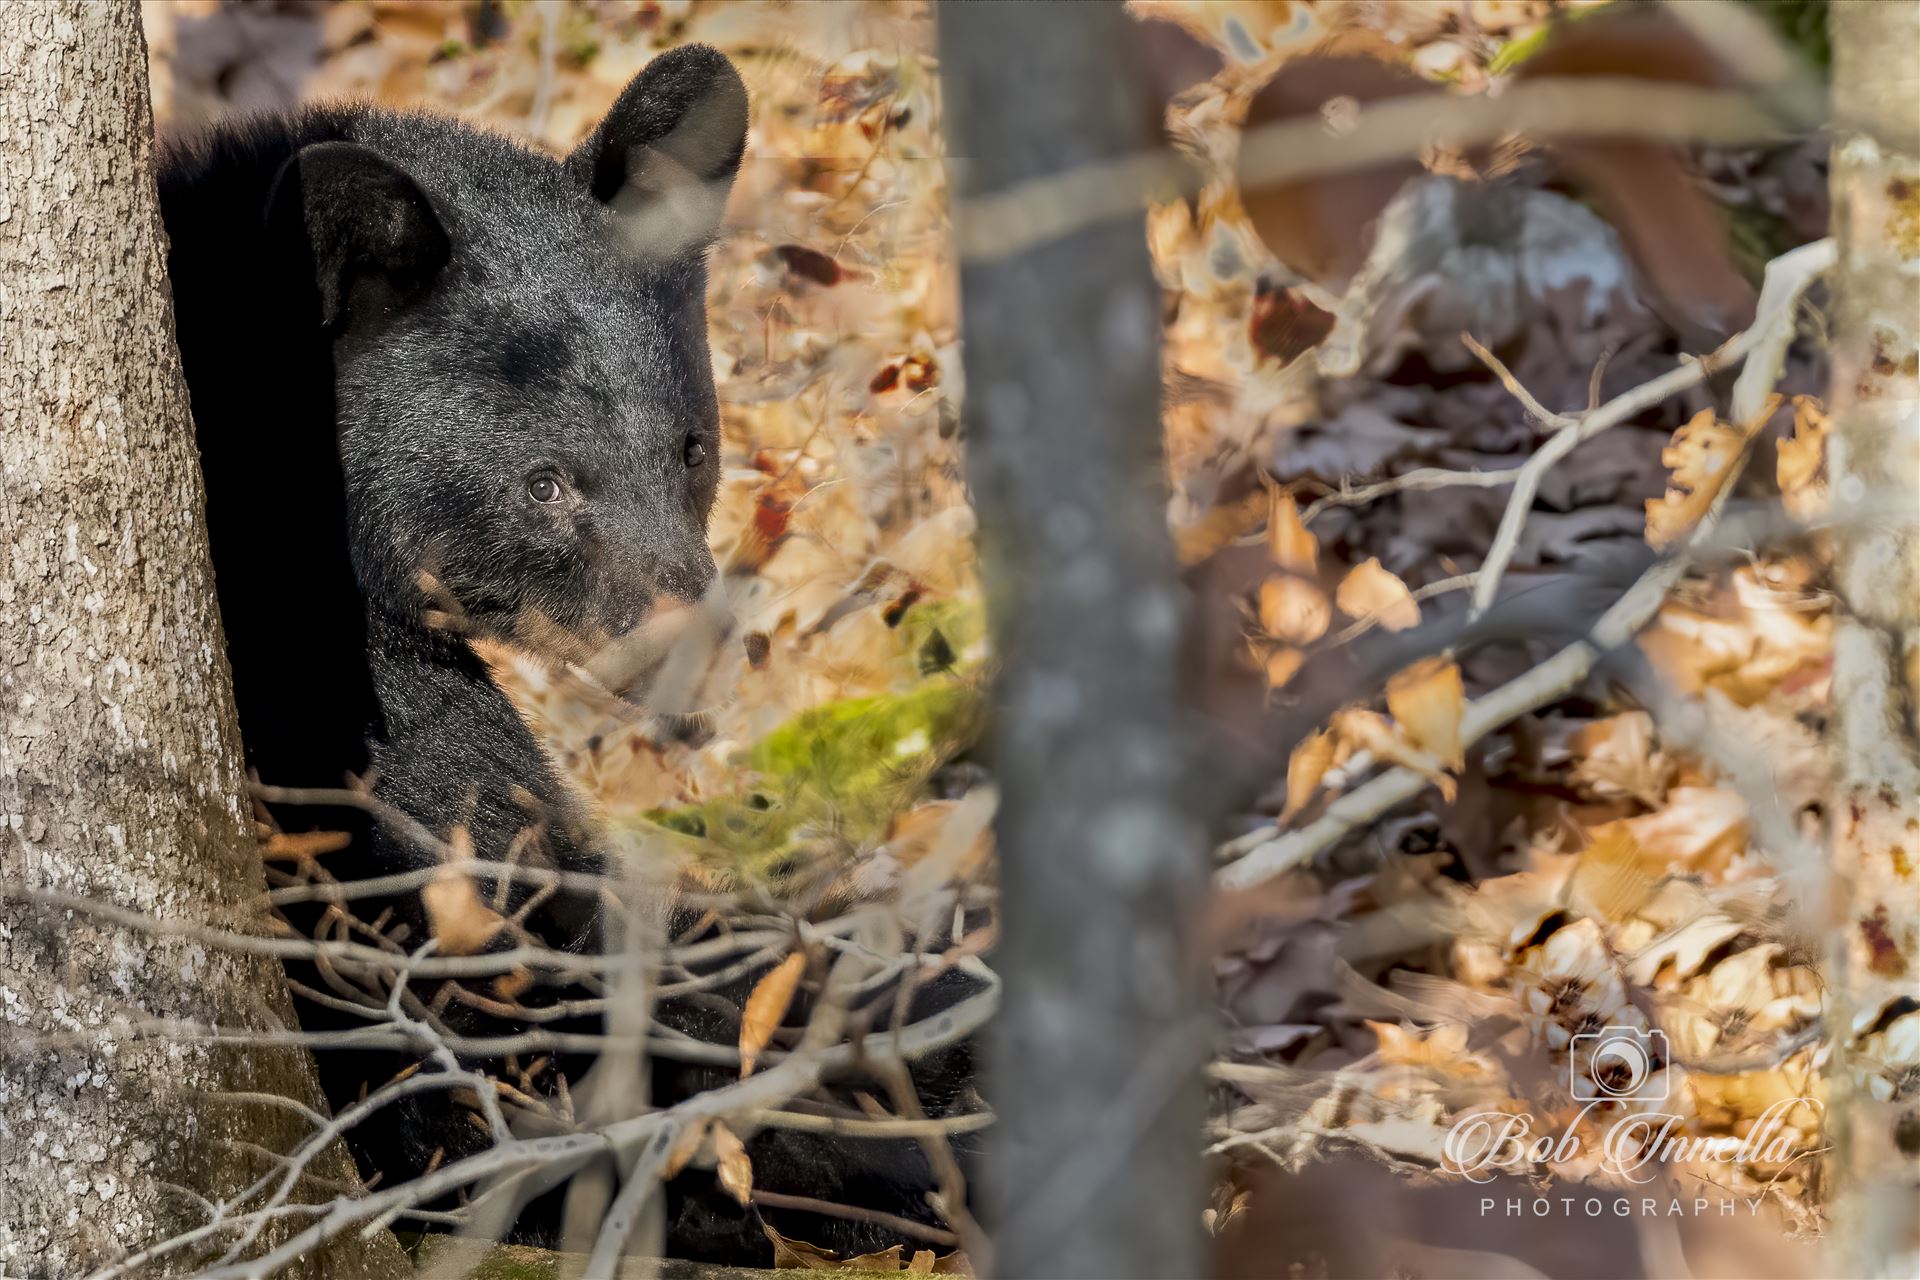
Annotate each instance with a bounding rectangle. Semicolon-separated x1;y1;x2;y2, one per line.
938;6;1210;1278
1824;5;1920;1278
0;4;405;1276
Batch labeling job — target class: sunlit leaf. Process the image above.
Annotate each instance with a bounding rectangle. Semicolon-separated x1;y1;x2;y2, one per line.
1335;558;1420;631
1645;397;1779;548
493;966;534;1003
740;950;808;1078
1775;395;1830;519
1570;823;1662;923
1331;707;1456;802
1265;487;1318;574
1281;729;1338;822
258;830;351;862
1384;656;1464;770
422;861;506;957
713;1121;753;1207
1258;574;1330;645
1263;645;1305;691
664;1117;712;1180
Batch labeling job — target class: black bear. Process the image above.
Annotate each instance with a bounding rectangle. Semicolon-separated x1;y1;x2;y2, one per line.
158;45;977;1265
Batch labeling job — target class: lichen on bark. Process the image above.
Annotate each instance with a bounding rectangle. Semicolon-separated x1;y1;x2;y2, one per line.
1824;4;1920;1276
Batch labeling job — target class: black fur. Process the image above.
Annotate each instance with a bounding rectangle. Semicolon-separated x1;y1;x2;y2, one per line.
570;43;750;203
159;46;980;1265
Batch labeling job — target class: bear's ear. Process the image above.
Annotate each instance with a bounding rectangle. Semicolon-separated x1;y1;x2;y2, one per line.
267;141;451;329
567;44;748;260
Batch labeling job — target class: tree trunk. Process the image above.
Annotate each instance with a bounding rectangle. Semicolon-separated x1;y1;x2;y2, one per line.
0;4;406;1276
938;6;1210;1278
1824;4;1920;1277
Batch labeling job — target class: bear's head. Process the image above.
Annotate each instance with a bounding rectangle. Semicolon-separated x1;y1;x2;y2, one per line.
267;45;749;665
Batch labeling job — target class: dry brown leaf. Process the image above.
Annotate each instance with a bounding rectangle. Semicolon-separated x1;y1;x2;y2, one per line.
1331;707;1457;802
712;1121;753;1207
1636;602;1745;696
1263;645;1305;691
1570;823;1662;923
1335;557;1420;631
1368;1019;1474;1070
1384;656;1464;769
896;788;998;899
762;1221;967;1272
1775;394;1830;518
740;950;808;1078
1266;487;1318;573
764;1222;846;1269
1258;574;1331;645
1250;283;1338;367
1238;55;1430;288
493;965;534;1004
1568;711;1672;806
1626;912;1750;987
1635;570;1831;707
1624;786;1750;874
1173;490;1265;565
422;864;506;957
883;799;992;876
1646;408;1741;547
664;1117;712;1180
1645;397;1779;548
1282;729;1339;822
258;829;352;862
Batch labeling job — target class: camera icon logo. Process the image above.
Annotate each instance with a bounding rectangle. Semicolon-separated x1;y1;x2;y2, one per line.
1570;1025;1669;1101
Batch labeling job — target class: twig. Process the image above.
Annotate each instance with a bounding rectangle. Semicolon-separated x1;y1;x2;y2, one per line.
1217;239;1836;891
188;1133;609;1280
958;79;1801;262
565;851;666;1264
178;955;996;1280
1298;464;1524;526
873;1057;992;1266
0;879;787;980
1468;237;1837;619
1672;1021;1826;1075
1588;341;1620;412
1222;561;1703;891
1461;333;1581;431
525;0;560;140
14;1013;737;1064
1326;573;1478;647
1730;239;1833;423
749;1188;960;1247
250;781;454;865
263;857;618;909
745;1107;994;1139
87;1065;504;1280
583;948;868;1273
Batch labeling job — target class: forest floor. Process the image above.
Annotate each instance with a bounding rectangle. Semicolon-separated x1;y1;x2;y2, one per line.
144;3;1866;1275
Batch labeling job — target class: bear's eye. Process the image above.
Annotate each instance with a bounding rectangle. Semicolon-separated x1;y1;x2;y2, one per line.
527;473;565;504
683;436;707;469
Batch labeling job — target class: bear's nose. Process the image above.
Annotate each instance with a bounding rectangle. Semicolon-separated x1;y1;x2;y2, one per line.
654;555;716;605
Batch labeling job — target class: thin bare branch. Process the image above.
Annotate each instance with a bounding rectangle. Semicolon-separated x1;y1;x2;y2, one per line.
958;79;1801;263
1469;238;1836;618
1461;332;1581;432
1218;238;1836;891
